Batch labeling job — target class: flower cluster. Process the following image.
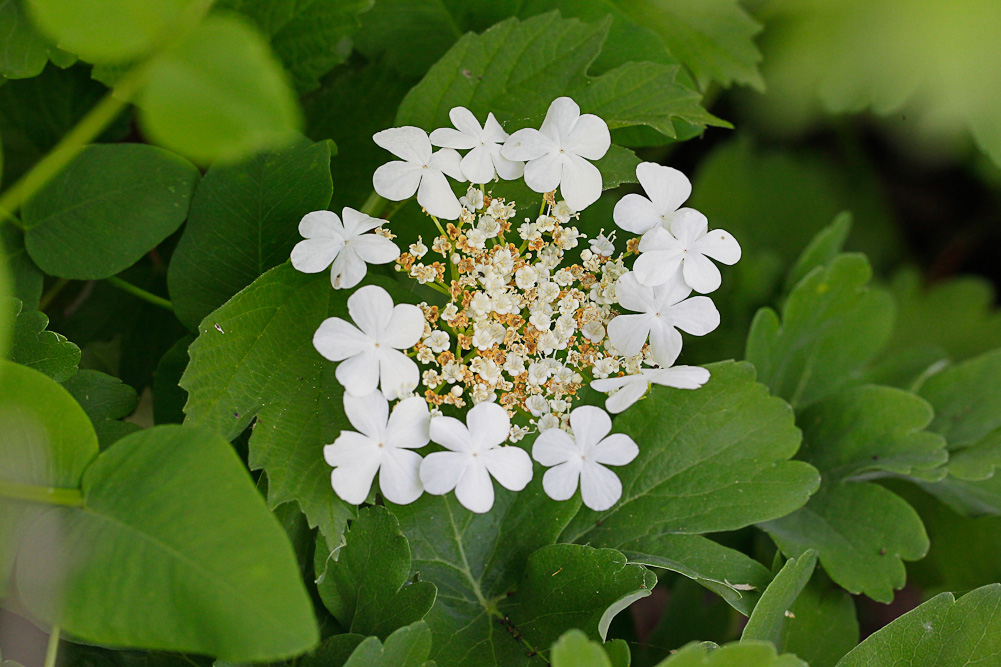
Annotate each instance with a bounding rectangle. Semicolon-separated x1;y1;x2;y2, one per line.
292;97;741;513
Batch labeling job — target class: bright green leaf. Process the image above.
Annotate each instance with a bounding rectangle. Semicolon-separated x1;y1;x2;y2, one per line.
61;369;140;448
316;506;436;638
167;138;332;329
297;634;367;667
550;630;612;667
16;424;319;661
656;641;806;667
137;14;301;165
742;550;816;645
0;225;42;309
22;143;199;279
779;573;858;667
835;584;1001;666
784;212;852;294
342;622;433;667
4;297;79;380
0;0;72;78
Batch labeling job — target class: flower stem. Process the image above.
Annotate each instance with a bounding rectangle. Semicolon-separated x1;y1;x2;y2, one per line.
360;191;387;217
44;626;61;667
430;215;447;237
0;480;84;507
106;276;173;311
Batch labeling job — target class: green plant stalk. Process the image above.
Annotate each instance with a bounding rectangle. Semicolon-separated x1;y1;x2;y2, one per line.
0;480;84;507
106;276;174;311
44;626;61;667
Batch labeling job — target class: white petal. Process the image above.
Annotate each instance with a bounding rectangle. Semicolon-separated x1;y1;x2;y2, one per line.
348;235;400;265
291;237;342;273
420;451;468;494
636;162;691;215
347;285;394;336
565;113;610;160
614;272;657;313
682;253;722;294
543;462;582;501
654;271;695;307
613;194;661;234
459;145;497;183
668;296;720;336
523;151;563;194
532;428;578;466
430;416;472;453
429;127;477;150
637;226;682;253
466;402;511;451
340;207;384;237
591;433;639;466
373;161;423;201
449;106;484;138
481;446;533;492
589;374;633;394
325;433;381;505
381;303;425;349
336;350;380;396
580;462;622;511
568;406;612;450
385;396;431;449
378;349;419;399
429;148;465;181
492;150;525;180
633;251;683;288
324;431;376;467
454;462;495;513
648;322;683;367
373;126;432;164
559;154;602;213
502;128;554;161
330;248;367;289
648;365;710;390
343;390;388;440
482;112;509;143
299;209;342;238
607;313;655;357
603;376;650;414
539;97;580;145
379;448;424;504
670;209;709;246
313;318;370;361
417;168;462;220
691;229;741;265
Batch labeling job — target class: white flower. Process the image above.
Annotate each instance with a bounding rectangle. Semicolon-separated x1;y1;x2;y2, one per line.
420;402;533;513
429;107;524;183
502;97;610;212
313;285;424;399
607;272;720;366
582;321;605;343
612;162;696;235
324;392;429;505
537;414;561;431
591;365;711;413
290;208;400;289
525;394;549;417
635;209;741;293
373;126;466;220
532;406;638;510
589;232;615;257
424;330;450;353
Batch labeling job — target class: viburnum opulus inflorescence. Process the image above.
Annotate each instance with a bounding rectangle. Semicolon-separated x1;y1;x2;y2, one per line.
290;97;741;514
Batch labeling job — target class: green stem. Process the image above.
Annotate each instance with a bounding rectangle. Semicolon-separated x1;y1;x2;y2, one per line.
360;191;387;217
44;626;61;667
0;480;83;507
429;215;447;237
38;278;71;311
106;276;173;311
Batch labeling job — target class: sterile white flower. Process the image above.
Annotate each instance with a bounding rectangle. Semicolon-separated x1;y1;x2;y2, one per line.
420;402;533;513
291;208;400;289
607;272;720;366
532;406;638;510
324;392;429;504
591;365;711;414
313;285;424;399
429;106;525;183
634;209;741;293
373;126;466;220
612;162;696;235
502;97;610;212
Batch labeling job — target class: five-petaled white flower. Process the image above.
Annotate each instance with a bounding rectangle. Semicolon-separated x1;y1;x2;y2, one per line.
532;406;638;511
430;107;524;183
373;126;466;220
325;392;430;505
313;285;424;399
591;365;711;414
420;402;533;513
612;162;696;235
290;208;400;289
502;97;610;213
608;272;720;366
635;209;741;293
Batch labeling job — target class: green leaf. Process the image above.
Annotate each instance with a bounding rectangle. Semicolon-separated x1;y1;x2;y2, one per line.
167;138;332;329
784;212;852;295
61;369;141;448
342;622;433;667
742;550;816;646
779;573;858;667
4;297;80;381
550;630;612;667
0;0;72;78
217;0;373;93
611;0;763;90
22;143;199;279
0;225;42;309
180;264;356;541
152;334;194;425
16;424;319;661
656;641;807;667
561;361;819;545
24;0;190;63
297;634;367;667
316;506;436;638
137;14;301;165
835;584;1001;667
746;254;894;409
618;534;773;616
